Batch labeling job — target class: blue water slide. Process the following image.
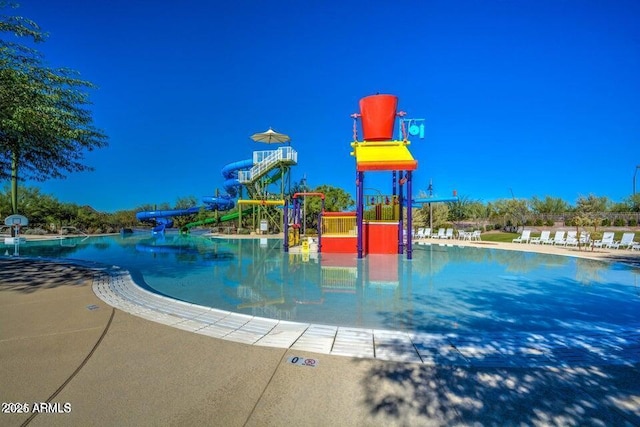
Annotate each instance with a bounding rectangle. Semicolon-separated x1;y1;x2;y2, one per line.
202;195;235;210
136;207;202;234
136;207;201;222
221;159;253;197
135;158;254;234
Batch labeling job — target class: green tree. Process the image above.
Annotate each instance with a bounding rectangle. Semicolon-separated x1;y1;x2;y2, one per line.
529;195;569;214
300;185;353;231
172;195;198;228
1;4;107;214
446;195;470;223
575;194;610;213
491;198;529;230
611;194;640;213
426;203;450;230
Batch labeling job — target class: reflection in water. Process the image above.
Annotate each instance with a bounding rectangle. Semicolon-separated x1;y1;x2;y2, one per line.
7;235;640;335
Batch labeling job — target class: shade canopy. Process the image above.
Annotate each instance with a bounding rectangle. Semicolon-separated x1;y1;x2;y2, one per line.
250;127;290;144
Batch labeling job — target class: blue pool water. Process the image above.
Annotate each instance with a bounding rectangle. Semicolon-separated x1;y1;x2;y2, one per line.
6;234;640;335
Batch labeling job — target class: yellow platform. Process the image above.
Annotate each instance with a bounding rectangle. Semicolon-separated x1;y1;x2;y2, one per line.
350;140;417;172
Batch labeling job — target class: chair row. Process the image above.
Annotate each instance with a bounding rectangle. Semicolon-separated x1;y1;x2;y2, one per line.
414;228;481;241
512;230;639;250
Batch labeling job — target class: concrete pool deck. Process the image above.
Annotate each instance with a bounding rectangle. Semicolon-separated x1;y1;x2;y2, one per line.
1;240;639;425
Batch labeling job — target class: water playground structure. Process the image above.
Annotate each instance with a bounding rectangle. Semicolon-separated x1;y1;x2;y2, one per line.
137;93;457;260
284;93;457;260
136;131;297;234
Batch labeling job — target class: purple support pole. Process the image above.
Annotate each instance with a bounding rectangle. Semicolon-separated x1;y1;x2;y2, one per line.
357;171;364;258
283;203;289;252
398;172;404;254
293;198;299;226
317;211;322;253
407;170;413;260
392;171;397;197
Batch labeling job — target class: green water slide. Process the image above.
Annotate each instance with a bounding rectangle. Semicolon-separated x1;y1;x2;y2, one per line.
181;207;254;232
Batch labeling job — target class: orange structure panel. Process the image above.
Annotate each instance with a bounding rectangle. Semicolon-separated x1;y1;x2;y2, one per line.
322;236;358;254
364;222;398;254
356;160;418;171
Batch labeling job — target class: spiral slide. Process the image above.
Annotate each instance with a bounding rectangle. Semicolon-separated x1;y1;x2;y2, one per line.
136;159;253;234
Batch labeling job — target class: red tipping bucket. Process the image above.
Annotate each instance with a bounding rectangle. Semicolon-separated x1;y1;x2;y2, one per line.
359;94;398;141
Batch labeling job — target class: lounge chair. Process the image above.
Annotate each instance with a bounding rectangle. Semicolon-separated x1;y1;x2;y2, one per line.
550;231;566;246
579;231;590;246
470;230;482;241
609;232;636;250
458;230;470;240
512;229;531;244
565;231;579;247
632;243;640;251
423;228;432;239
444;228;454;239
530;230;550;245
434;228;446;239
593;232;615;248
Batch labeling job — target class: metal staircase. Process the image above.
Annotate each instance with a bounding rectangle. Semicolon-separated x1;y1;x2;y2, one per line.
238;146;297;184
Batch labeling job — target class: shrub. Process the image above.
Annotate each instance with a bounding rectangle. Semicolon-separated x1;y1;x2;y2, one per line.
534;218;543;226
601;218;611;226
613;218;625;227
545;219;554;227
628;218;638;227
23;227;48;235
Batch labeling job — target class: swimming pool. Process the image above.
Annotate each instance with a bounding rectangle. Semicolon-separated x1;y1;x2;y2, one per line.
7;233;640;336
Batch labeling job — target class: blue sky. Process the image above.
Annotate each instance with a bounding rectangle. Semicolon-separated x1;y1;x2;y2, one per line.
10;0;640;212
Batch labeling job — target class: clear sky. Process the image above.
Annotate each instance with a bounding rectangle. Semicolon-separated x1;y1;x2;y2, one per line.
10;0;640;212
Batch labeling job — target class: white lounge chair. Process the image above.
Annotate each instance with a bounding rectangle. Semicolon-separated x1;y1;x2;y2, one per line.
444;228;454;239
457;230;470;240
565;231;579;247
512;229;531;244
551;231;566;246
609;232;636;249
434;228;446;239
593;232;615;248
423;228;432;239
530;230;550;245
470;230;482;241
579;231;590;246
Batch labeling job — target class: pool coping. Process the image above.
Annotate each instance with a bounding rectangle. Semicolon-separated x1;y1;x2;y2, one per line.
90;241;640;368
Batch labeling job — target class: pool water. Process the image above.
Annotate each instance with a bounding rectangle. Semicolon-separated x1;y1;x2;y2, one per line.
7;234;640;335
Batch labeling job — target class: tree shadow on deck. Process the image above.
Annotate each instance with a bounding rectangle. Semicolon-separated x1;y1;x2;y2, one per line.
357;356;640;426
0;258;97;293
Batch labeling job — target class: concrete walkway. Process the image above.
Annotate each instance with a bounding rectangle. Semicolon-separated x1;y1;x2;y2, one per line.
1;246;640;426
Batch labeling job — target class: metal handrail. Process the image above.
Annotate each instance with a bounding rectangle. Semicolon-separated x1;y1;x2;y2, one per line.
239;147;297;184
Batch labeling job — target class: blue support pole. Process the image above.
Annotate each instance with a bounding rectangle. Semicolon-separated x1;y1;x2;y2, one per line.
317;211;322;253
398;172;404;254
283;203;289;252
357;171;364;259
407;170;413;260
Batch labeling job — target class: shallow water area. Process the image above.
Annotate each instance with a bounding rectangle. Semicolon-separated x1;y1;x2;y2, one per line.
7;233;640;337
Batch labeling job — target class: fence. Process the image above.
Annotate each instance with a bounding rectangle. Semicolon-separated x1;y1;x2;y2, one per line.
321;214;357;236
